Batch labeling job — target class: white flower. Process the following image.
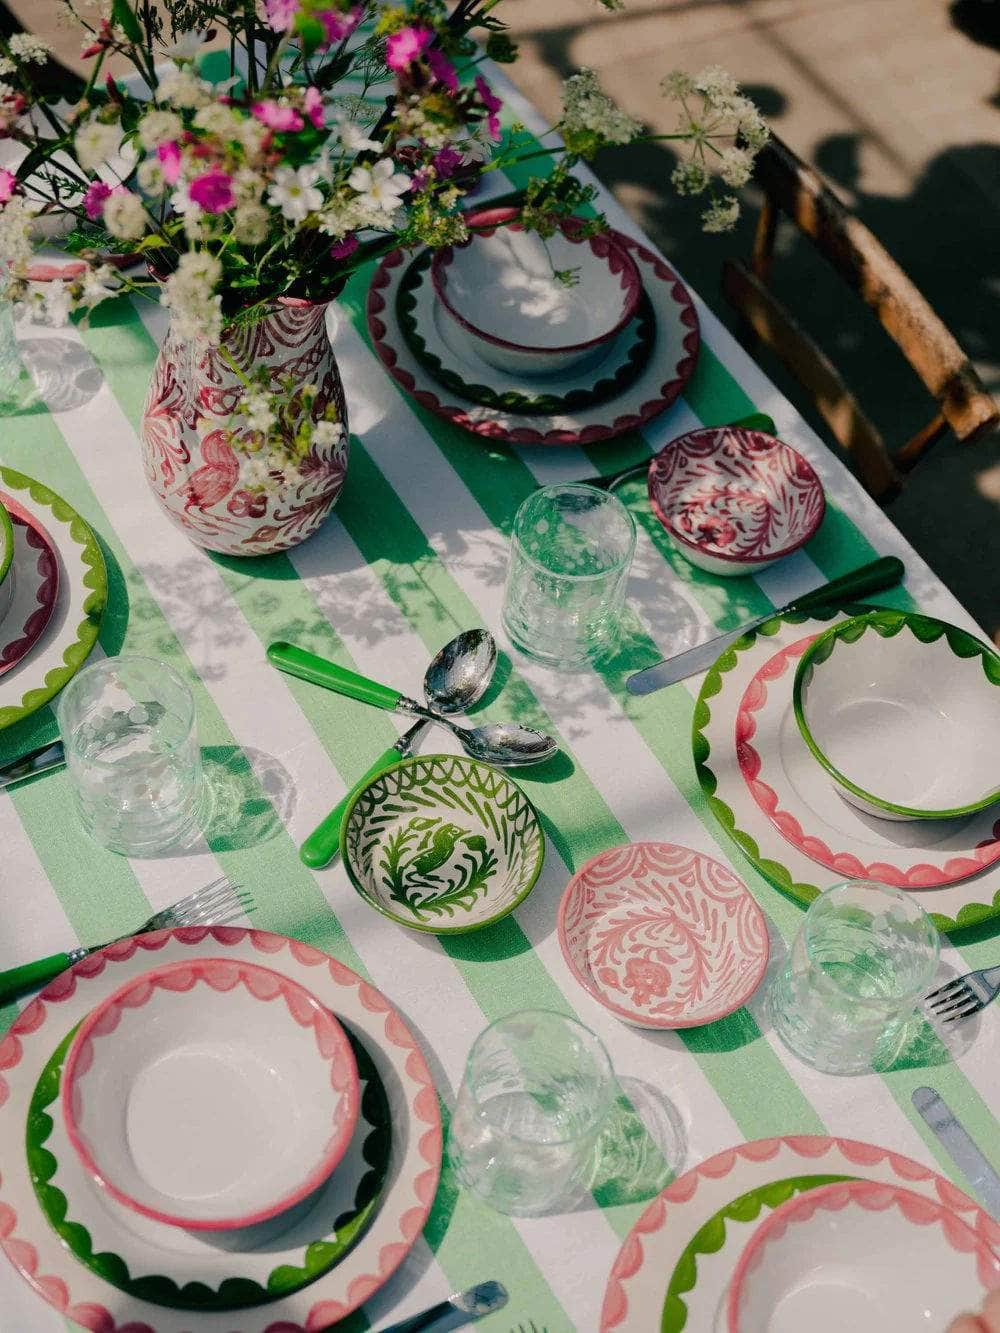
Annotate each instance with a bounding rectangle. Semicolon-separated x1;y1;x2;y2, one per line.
0;56;14;76
560;68;641;145
671;159;709;196
8;33;51;63
233;203;269;244
233;168;265;203
159;30;206;62
694;65;740;103
347;158;410;215
75;119;122;172
242;455;272;487
137;109;183;150
718;145;754;188
332;115;381;155
312;420;343;448
456;124;493;166
193;103;240;138
242;389;276;434
102;189;147;240
267;165;323;222
701;195;740;233
161;249;223;343
0;196;41;273
137;156;166;193
234;117;268;160
157;69;210;110
78;264;120;310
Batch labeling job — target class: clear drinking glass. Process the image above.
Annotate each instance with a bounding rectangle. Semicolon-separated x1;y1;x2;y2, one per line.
55;655;208;856
448;1009;615;1216
502;483;636;669
768;881;940;1075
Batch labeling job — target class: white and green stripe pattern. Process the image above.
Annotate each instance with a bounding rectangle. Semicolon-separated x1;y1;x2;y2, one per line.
3;65;999;1333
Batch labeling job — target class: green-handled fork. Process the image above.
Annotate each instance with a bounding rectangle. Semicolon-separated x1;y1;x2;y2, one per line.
0;876;252;1007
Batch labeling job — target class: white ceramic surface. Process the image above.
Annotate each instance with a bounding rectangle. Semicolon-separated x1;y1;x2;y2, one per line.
796;614;1000;820
728;1179;1000;1333
62;957;360;1230
433;214;641;375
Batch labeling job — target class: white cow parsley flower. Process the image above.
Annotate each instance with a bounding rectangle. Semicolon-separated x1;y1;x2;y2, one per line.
161;250;224;343
702;195;740;233
332;115;381;156
75;118;122;172
718;145;754;188
103;189;147;240
8;33;51;63
312;420;344;448
560;68;641;146
138;109;183;150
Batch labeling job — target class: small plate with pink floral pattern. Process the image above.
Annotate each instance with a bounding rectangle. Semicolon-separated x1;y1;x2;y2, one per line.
648;426;825;576
557;841;769;1029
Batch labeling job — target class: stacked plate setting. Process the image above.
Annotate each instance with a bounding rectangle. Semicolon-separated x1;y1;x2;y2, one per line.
0;928;442;1330
368;205;701;445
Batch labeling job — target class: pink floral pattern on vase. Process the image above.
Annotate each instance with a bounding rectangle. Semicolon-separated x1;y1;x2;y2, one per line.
140;300;349;556
557;841;769;1028
648;426;825;565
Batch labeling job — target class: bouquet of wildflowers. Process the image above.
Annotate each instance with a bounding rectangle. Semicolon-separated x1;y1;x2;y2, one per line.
1;0;768;349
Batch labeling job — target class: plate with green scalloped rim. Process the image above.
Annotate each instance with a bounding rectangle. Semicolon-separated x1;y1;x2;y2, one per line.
28;1021;392;1312
600;1134;999;1332
691;603;1000;934
0;467;106;732
397;247;657;415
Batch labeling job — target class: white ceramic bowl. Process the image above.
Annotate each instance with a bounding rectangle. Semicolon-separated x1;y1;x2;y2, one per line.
0;501;14;626
727;1178;1000;1333
431;206;642;377
647;426;825;576
62;957;360;1230
794;609;1000;821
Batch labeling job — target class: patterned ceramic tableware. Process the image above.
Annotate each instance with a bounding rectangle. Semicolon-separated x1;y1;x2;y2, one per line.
557;842;769;1029
29;1022;392;1310
0;500;14;624
0;927;442;1331
368;226;699;446
62;958;360;1230
600;1135;1000;1333
341;753;544;934
694;603;1000;933
736;628;1000;887
0;493;59;679
648;426;825;576
431;208;642;376
398;247;657;415
0;467;106;731
794;609;1000;820
727;1179;1000;1333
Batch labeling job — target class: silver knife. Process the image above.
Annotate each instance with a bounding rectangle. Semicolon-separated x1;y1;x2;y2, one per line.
0;739;66;789
377;1282;509;1333
625;556;905;695
913;1086;1000;1220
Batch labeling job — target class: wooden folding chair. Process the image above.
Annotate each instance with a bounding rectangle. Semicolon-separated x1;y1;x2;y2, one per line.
722;133;998;501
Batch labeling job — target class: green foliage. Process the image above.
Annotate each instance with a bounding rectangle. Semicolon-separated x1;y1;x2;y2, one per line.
111;0;145;44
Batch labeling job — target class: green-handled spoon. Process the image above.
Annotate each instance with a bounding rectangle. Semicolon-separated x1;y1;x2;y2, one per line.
268;640;558;762
299;628;498;870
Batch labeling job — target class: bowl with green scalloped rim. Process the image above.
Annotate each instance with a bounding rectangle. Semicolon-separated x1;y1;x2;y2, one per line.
793;609;1000;821
341;753;545;934
0;501;14;625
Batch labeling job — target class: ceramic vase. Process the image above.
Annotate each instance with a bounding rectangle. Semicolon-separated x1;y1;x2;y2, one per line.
139;298;348;557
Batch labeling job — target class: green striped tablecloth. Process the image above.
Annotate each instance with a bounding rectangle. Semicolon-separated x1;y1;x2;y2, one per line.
3;69;999;1333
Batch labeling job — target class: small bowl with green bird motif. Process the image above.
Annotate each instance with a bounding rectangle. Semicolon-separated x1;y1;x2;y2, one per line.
340;753;545;934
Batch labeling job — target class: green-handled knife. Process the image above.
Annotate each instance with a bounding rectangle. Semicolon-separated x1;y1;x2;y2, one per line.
625;556;905;694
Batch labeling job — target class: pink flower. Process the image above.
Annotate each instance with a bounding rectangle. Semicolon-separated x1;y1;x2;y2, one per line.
0;168;17;204
432;145;462;179
252;100;305;133
82;178;112;219
385;26;433;71
317;5;363;46
157;141;182;185
265;0;299;32
427;48;458;93
188;168;235;214
303;86;325;130
330;234;358;259
475;75;503;141
623;957;673;1008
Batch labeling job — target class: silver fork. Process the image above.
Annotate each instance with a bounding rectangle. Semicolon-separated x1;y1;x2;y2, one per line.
925;965;1000;1022
0;876;252;1007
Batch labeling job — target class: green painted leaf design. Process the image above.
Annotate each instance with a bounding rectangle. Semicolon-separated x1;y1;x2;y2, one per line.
0;466;107;731
396;248;657;415
27;1024;392;1311
659;1174;855;1332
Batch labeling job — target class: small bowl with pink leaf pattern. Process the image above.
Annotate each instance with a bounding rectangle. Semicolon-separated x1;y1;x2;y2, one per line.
648;425;825;576
557;841;769;1029
62;957;360;1231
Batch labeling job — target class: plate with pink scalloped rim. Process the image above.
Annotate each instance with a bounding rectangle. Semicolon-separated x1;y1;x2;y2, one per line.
557;842;769;1029
367;222;699;446
0;494;59;678
600;1135;1000;1333
735;628;1000;889
0;927;441;1332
